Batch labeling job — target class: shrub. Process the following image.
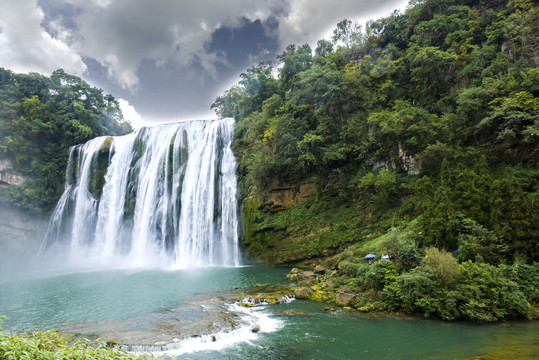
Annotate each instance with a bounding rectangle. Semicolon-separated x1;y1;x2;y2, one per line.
423;247;460;286
457;261;531;321
504;262;539;303
382;266;442;317
0;329;150;360
356;260;397;290
396;241;422;273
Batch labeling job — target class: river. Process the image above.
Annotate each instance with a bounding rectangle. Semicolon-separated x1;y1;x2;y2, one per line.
1;266;536;359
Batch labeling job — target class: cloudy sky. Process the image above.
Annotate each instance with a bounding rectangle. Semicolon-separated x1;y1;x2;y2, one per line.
0;0;408;126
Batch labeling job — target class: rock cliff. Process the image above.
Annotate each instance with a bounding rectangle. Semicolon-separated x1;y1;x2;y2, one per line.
0;159;28;186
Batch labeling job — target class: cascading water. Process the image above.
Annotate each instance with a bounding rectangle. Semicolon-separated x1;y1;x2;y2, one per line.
41;119;240;268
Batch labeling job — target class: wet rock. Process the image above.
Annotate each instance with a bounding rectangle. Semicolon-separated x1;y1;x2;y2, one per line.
286;273;298;281
296;271;316;285
222;284;295;305
294;286;312;299
251;326;260;333
271;310;308;317
336;286;357;307
58;297;242;346
286;268;300;281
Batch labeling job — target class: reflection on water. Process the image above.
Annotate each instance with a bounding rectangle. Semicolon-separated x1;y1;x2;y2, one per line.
472;323;539;360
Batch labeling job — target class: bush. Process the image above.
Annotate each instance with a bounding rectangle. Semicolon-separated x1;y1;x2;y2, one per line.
383;266;442;317
504;262;539;303
396;241;422;272
356;260;397;290
423;247;460;286
457;261;531;321
0;329;151;360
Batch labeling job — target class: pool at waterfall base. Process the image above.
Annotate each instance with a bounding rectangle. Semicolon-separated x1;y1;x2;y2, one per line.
1;266;537;360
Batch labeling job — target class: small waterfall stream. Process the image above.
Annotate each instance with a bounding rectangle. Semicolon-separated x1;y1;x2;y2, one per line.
41;119;240;268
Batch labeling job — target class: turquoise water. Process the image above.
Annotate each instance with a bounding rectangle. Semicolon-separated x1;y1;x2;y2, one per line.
1;268;537;359
0;266;289;331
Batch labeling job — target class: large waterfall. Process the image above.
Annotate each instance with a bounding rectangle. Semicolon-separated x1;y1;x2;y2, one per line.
41;119;240;269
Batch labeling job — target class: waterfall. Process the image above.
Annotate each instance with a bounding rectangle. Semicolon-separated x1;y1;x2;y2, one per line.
41;119;240;268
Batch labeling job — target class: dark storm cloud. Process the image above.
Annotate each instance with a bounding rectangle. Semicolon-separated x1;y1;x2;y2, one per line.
1;0;409;123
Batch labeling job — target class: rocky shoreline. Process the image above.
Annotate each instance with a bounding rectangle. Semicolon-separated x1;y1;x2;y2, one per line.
57;285;297;351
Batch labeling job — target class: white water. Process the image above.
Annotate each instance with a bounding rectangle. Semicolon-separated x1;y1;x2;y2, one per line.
41;119;240;269
133;303;285;357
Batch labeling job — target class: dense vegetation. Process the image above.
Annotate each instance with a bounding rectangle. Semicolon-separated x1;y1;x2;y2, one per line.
213;0;538;320
0;314;149;360
0;69;132;213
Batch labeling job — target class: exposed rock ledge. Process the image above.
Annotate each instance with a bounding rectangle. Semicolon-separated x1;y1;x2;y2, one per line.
265;179;316;213
0;158;29;186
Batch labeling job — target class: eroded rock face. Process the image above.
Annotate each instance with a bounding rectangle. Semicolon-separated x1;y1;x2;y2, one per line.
294;286;313;299
296;271;316;286
335;286;357;307
265;180;316;213
0;159;28;186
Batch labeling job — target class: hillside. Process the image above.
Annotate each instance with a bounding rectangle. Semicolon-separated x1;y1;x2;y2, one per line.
0;69;132;214
213;0;539;320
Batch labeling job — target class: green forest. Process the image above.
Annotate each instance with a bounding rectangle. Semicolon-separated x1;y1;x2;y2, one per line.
212;0;539;320
0;69;132;213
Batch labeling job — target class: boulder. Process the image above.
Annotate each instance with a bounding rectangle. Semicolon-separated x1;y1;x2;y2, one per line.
296;271;316;285
314;265;326;274
286;268;299;281
335;286;357;307
294;286;313;299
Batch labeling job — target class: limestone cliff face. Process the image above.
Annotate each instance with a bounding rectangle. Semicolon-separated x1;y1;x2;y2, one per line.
242;178;318;264
0;159;29;186
264;179;316;213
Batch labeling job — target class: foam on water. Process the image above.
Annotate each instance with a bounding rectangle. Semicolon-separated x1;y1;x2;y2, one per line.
132;303;285;356
41;119;240;269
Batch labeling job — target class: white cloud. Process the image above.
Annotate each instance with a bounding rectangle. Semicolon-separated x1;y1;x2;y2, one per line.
118;98;145;129
56;0;286;91
0;0;86;76
278;0;409;47
0;0;409;110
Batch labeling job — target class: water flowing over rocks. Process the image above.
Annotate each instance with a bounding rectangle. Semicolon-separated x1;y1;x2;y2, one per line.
58;285;294;353
40;119;240;269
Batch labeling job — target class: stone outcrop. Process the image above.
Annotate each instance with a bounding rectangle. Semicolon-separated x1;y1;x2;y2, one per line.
294;286;313;299
265;179;316;213
0;158;28;186
296;271;316;285
314;264;327;274
242;178;321;265
398;143;420;175
335;286;357;307
371;143;419;176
